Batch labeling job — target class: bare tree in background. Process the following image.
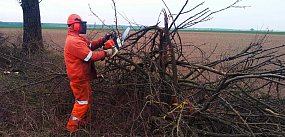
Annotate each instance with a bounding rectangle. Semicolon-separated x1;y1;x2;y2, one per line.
19;0;43;55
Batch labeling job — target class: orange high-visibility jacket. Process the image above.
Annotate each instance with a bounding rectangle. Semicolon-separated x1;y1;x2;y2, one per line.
64;32;106;82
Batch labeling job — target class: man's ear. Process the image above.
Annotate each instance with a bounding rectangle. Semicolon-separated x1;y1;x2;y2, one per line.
73;23;81;31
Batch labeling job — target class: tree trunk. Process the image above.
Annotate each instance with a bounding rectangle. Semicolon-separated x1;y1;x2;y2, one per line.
21;0;43;55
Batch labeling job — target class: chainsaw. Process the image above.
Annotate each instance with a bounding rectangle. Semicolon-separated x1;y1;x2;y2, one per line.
109;27;130;58
96;27;130;78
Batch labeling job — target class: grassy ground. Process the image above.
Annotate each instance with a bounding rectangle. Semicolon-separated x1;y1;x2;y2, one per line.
0;48;73;136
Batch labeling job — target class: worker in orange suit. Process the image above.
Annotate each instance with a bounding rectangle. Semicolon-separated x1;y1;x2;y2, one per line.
64;14;116;132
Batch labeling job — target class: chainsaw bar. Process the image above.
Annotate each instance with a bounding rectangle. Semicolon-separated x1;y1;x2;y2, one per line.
111;27;130;58
116;27;130;49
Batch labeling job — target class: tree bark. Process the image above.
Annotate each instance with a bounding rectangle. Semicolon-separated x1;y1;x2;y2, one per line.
21;0;43;55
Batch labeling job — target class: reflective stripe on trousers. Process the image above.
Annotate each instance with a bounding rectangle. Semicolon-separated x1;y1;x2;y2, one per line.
71;115;79;121
76;100;88;105
67;80;92;128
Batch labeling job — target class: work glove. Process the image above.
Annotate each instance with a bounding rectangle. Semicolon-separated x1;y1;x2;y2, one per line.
102;33;112;43
104;47;118;58
102;31;117;43
104;39;115;49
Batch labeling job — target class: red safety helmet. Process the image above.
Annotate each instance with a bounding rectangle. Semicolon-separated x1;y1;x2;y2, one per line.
67;14;82;25
67;14;87;34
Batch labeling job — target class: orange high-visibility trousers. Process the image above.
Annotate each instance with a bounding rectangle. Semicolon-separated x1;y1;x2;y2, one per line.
66;80;92;132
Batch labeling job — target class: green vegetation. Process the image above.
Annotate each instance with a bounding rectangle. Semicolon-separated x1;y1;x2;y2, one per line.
179;29;285;35
0;26;22;29
0;25;67;30
42;26;67;30
1;25;285;35
0;25;125;31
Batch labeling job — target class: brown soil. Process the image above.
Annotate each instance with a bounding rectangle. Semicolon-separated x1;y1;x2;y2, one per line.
1;28;285;56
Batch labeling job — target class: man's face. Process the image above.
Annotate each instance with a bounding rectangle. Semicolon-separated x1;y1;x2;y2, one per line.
80;21;87;34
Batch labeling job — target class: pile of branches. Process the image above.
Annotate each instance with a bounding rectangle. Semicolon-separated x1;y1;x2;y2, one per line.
99;19;285;137
93;1;285;136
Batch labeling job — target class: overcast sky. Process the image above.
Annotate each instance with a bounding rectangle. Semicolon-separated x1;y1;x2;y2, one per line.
1;0;285;31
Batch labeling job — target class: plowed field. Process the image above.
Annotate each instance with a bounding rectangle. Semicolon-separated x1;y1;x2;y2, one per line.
1;28;285;60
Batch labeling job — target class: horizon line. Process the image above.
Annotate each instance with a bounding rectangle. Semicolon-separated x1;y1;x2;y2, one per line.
1;21;285;32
